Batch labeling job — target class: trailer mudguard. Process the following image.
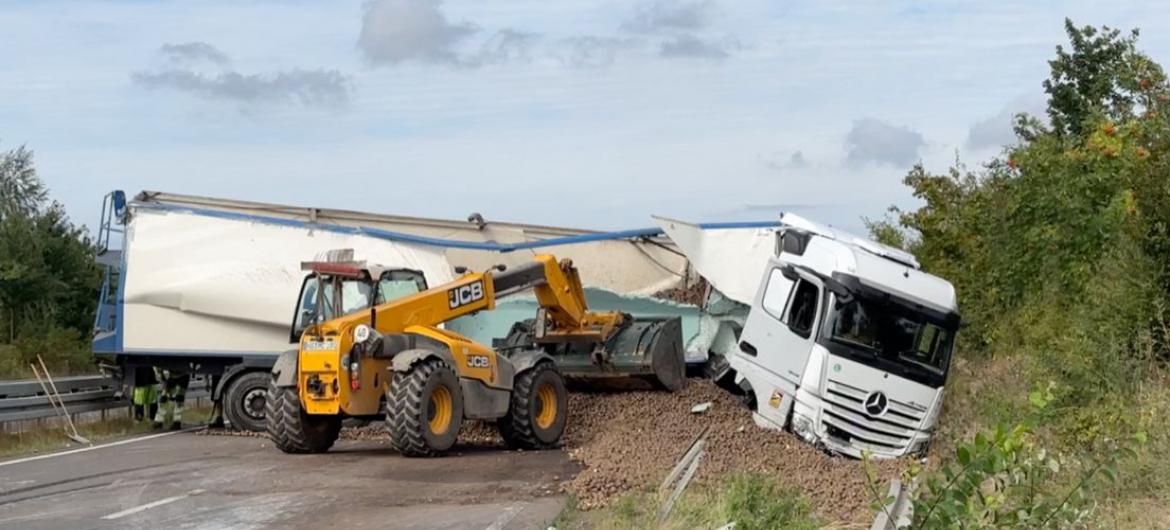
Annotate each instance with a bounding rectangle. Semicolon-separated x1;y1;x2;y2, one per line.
271;349;299;387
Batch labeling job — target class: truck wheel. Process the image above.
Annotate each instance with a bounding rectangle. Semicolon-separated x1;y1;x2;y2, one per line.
498;362;567;449
265;378;341;454
388;358;463;457
224;371;270;432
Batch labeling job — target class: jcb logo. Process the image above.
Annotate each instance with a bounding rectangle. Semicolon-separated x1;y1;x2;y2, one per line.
467;355;490;368
448;280;485;309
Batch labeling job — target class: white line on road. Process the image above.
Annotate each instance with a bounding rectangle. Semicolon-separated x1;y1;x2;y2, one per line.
484;502;527;530
0;427;201;468
100;489;205;520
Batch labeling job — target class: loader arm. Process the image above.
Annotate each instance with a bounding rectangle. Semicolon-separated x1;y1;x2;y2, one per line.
302;254;617;343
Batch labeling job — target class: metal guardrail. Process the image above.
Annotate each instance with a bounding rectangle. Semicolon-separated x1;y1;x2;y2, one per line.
871;479;914;530
0;375;208;425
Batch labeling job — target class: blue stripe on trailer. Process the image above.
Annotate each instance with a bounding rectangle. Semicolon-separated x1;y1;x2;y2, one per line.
134;202;781;251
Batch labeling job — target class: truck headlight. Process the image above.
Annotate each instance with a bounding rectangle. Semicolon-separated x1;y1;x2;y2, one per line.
791;415;816;443
909;439;931;459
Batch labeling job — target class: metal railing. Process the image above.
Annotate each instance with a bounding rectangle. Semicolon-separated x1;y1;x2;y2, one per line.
0;375;208;426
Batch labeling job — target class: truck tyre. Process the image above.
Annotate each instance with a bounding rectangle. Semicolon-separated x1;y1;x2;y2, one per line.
224;371;270;432
498;362;567;449
388;358;463;457
265;378;341;454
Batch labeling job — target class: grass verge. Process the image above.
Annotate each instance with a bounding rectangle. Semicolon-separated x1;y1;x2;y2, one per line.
554;473;823;530
0;404;213;459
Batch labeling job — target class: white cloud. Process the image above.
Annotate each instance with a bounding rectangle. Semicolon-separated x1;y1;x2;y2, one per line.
474;29;540;65
620;1;716;33
845;119;926;167
132;43;351;107
966;96;1047;150
556;36;642;68
160;42;230;65
358;0;479;66
659;34;732;59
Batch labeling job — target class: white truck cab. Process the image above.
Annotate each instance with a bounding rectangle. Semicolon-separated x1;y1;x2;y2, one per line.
731;215;959;459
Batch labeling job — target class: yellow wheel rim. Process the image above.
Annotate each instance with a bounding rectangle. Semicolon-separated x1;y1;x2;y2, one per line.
428;385;453;435
534;383;558;430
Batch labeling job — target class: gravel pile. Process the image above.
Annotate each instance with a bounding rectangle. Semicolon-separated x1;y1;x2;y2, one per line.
653;278;707;306
561;380;903;524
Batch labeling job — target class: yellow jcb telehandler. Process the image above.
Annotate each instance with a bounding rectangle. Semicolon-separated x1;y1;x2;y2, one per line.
267;254;684;456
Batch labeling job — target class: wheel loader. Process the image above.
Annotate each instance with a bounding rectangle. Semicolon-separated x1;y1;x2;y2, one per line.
267;254;685;456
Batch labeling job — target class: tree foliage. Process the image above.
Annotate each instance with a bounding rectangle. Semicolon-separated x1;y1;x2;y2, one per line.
871;20;1170;526
0;142;99;375
0;144;46;220
877;19;1170;354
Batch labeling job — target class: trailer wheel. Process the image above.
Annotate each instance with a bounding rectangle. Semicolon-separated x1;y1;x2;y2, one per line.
265;378;341;454
498;362;567;449
388;358;463;457
224;371;270;432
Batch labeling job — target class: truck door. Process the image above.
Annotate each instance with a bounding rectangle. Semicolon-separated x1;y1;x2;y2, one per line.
737;261;824;416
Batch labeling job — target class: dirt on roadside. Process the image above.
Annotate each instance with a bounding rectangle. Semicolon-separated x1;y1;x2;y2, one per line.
559;379;904;525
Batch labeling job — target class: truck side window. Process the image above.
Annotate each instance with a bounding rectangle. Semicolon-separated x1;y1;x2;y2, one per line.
786;280;819;338
761;268;795;321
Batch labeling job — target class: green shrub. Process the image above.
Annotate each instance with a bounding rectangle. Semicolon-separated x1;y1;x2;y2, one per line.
0;325;93;378
710;474;821;530
869;417;1144;529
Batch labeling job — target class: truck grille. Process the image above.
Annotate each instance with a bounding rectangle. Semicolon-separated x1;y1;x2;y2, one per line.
821;379;926;452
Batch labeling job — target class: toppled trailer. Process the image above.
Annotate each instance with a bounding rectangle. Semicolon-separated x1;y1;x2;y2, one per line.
92;191;776;431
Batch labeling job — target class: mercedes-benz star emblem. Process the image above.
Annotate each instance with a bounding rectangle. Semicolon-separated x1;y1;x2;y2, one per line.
864;391;889;416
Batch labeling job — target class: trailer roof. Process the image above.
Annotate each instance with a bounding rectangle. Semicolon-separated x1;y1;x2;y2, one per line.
134;190;611;240
130;190;781;252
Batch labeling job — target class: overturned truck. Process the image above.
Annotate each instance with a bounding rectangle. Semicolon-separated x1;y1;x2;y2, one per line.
658;214;960;459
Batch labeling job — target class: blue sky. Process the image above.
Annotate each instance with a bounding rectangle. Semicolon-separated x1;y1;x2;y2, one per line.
2;0;1168;234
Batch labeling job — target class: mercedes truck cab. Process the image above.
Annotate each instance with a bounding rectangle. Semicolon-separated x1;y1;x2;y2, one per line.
730;215;960;459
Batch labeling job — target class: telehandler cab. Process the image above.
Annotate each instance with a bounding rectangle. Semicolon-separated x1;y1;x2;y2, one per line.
267;254;684;456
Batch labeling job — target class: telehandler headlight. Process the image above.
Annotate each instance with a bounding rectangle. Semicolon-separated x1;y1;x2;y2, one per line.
354;324;373;344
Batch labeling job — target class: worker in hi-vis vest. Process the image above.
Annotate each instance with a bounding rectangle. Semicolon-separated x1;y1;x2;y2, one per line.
130;365;158;422
152;366;190;430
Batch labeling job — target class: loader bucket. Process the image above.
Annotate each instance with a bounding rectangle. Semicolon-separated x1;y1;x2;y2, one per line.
499;316;687;392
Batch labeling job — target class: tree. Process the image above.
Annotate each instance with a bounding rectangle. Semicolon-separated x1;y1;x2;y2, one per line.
0;143;99;348
0;143;46;220
1044;19;1168;139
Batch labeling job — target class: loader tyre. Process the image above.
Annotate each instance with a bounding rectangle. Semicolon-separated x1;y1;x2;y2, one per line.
224;371;269;432
388;358;463;457
265;378;341;454
498;361;567;449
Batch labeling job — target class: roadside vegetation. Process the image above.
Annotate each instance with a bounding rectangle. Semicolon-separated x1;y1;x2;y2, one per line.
556;473;822;530
866;19;1170;528
0;143;100;379
0;404;213;458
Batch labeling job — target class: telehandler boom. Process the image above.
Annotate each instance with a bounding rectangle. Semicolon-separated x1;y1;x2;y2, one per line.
267;254;683;456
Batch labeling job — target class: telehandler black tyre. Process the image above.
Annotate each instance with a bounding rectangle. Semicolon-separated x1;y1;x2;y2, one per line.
265;378;341;454
498;362;567;449
388;358;463;457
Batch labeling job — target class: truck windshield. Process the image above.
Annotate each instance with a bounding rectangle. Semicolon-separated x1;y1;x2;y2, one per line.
825;295;954;376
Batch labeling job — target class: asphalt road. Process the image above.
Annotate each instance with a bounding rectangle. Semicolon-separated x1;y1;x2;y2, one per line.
0;429;576;530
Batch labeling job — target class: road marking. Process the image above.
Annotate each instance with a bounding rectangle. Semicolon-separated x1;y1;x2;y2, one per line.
0;427;201;468
100;489;205;520
484;502;526;530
